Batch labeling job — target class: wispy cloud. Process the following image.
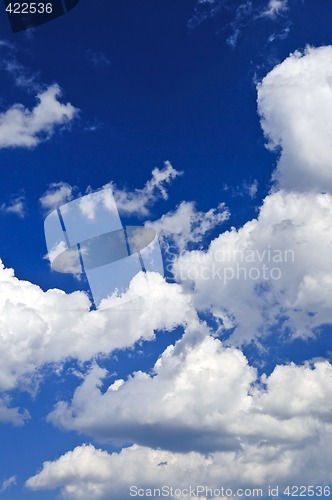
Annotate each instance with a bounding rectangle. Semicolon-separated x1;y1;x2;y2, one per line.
0;475;16;493
188;0;290;47
0;39;40;92
86;49;111;67
147;201;229;252
106;161;182;217
40;162;181;217
261;0;288;18
222;179;258;199
187;0;225;29
0;194;26;218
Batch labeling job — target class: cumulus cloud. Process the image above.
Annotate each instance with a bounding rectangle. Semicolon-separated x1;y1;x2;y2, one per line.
48;331;255;452
258;46;332;192
48;321;332;454
0;264;193;411
0;84;78;149
173;190;332;344
30;353;332;498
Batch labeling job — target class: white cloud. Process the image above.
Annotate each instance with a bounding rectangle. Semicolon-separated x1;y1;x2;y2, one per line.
147;201;229;252
40;182;75;212
0;84;78;149
11;43;332;499
0;475;16;493
0;264;193;413
187;0;224;29
262;0;288;18
108;161;182;217
26;432;332;500
0;396;29;426
29;352;332;498
258;46;332;192
173;190;332;344
44;162;181;218
47;322;332;457
0;195;26;218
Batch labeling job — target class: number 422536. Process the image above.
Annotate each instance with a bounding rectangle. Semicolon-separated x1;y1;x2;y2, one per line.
6;3;53;14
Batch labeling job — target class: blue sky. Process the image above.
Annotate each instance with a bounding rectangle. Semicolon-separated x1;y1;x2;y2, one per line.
1;0;332;498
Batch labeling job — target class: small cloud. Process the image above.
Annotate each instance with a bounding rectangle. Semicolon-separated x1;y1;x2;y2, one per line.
0;39;40;92
86;50;111;67
223;179;258;199
147;200;230;252
0;85;79;149
244;179;258;199
268;24;290;43
84;120;102;132
0;194;26;218
40;182;76;212
0;475;16;493
106;161;182;217
262;0;288;18
187;0;224;29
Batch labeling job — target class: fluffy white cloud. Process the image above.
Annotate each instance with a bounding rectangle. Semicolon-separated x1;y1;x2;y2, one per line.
47;320;332;457
26;434;332;500
258;46;332;192
29;353;332;498
173;190;332;344
0;84;78;148
48;332;255;452
0;263;193;413
11;42;332;500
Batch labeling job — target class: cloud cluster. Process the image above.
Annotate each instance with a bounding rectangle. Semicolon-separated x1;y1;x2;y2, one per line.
47;327;332;456
28;350;332;498
11;45;332;499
